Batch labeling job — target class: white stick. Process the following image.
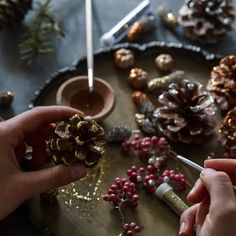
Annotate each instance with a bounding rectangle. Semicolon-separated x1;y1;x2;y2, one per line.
85;0;94;92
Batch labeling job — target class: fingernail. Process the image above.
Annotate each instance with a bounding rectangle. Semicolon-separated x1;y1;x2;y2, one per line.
179;222;186;235
196;224;201;236
70;164;87;180
187;179;200;198
200;168;215;176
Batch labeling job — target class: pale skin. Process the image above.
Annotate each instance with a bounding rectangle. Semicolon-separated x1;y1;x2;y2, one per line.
179;159;236;236
0;106;87;221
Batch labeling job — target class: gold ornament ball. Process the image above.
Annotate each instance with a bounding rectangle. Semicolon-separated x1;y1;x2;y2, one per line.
0;91;14;107
132;91;148;104
128;68;149;90
114;48;135;69
155;54;174;72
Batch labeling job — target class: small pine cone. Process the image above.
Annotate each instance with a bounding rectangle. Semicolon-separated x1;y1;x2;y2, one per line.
154;80;217;144
0;0;32;30
106;125;132;142
132;91;155;116
219;106;236;150
207;55;236;111
47;114;106;167
40;189;59;204
179;0;235;44
114;49;134;69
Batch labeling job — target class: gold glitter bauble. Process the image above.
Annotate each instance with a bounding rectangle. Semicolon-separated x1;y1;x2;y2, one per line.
159;5;179;29
127;21;143;42
0;91;14;107
155;54;174;72
114;48;134;69
128;68;149;90
132;91;148;104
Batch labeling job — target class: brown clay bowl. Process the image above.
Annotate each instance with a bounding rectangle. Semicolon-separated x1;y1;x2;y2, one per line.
56;76;116;121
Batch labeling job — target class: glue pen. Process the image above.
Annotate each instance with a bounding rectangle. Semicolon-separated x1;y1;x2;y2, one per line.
100;0;151;47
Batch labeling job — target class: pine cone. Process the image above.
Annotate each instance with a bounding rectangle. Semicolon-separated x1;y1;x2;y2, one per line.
207;55;236;111
47;114;106;167
153;80;217;144
0;0;32;30
179;0;235;44
219;106;236;150
106;125;132;143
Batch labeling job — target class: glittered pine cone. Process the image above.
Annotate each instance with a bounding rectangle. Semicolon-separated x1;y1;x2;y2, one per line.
207;55;236;111
219;106;236;150
0;0;32;30
179;0;235;44
47;114;106;167
154;80;217;144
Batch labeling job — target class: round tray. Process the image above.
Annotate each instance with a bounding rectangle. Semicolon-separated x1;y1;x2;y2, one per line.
28;42;222;236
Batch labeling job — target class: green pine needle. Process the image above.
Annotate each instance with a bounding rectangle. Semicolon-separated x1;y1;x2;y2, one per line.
19;0;64;65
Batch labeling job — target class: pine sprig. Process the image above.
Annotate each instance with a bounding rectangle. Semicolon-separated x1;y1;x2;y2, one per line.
19;0;64;65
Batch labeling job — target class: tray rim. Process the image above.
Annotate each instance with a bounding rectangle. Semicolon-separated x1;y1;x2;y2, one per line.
29;41;222;109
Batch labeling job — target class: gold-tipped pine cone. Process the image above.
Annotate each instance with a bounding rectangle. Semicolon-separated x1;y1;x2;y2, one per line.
0;0;32;30
207;55;236;111
47;114;106;167
154;80;217;144
219;106;236;150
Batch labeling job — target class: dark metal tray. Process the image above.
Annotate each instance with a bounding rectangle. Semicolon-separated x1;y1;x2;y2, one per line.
28;42;222;236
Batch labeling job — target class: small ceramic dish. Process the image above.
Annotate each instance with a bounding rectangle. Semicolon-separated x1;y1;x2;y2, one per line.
56;76;116;121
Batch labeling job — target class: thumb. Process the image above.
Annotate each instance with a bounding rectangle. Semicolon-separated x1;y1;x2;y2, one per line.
200;168;235;208
19;164;87;197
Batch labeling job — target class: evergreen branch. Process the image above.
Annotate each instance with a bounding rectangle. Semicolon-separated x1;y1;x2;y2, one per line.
19;0;64;65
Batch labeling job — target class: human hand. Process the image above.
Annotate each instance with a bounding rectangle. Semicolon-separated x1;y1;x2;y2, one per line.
179;159;236;236
0;106;87;220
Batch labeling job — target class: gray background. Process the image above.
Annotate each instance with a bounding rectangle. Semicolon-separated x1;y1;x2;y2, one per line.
0;0;236;235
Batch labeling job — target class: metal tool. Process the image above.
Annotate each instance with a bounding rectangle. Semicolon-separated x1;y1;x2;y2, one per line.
85;0;94;93
168;150;236;193
167;150;204;172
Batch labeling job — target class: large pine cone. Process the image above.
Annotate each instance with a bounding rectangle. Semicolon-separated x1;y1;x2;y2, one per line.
219;106;236;150
47;114;106;167
179;0;235;44
207;55;236;111
0;0;32;30
153;80;217;144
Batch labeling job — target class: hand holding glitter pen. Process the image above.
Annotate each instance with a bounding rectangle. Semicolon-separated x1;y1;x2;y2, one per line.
167;150;236;191
100;0;152;47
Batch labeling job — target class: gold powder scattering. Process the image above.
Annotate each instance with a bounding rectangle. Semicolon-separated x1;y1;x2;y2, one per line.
58;160;105;217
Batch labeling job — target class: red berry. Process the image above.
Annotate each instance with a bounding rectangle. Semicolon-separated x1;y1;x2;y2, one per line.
124;223;130;230
130;222;137;228
127;230;134;236
134;226;141;233
132;195;139;202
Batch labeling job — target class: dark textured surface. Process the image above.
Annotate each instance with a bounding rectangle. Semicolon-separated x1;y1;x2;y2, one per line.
0;0;235;235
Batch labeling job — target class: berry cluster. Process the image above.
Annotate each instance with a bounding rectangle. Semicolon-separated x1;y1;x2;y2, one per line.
103;177;139;207
223;150;236;159
123;222;141;236
122;135;169;158
161;169;187;191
